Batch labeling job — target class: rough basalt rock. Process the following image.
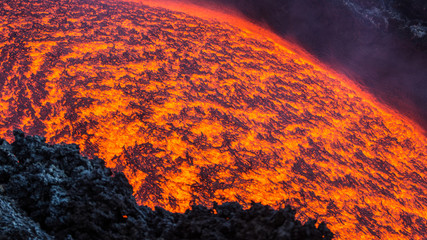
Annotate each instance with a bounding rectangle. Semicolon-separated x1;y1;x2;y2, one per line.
0;130;333;240
1;130;149;240
0;195;53;240
147;203;333;240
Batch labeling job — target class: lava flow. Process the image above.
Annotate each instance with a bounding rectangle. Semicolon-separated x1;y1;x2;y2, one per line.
1;0;427;239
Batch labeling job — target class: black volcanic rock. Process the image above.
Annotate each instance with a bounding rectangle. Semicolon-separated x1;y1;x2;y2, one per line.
0;130;150;240
147;202;333;240
0;130;333;240
0;195;53;239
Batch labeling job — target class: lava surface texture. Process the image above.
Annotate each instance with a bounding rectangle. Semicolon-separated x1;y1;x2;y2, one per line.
0;0;427;239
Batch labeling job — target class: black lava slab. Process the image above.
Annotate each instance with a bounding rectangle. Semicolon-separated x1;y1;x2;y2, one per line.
0;130;333;240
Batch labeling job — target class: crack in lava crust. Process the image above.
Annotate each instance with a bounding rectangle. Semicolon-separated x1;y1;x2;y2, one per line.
1;0;427;239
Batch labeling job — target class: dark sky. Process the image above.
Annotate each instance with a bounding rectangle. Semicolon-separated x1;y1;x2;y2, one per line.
191;0;427;130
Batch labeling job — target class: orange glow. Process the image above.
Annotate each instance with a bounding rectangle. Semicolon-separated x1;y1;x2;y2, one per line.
1;0;427;239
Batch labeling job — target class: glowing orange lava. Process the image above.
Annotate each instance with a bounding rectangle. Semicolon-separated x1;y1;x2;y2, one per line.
1;0;427;239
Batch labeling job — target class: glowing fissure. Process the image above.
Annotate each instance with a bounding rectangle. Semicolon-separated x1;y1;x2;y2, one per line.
1;0;427;239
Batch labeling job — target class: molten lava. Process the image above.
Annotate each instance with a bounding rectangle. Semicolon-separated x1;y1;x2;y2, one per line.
1;0;427;239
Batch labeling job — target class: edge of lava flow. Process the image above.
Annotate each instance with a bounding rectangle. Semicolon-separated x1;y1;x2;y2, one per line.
137;0;426;136
1;0;427;239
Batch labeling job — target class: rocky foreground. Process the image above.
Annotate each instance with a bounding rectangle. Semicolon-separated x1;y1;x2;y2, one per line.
0;130;333;240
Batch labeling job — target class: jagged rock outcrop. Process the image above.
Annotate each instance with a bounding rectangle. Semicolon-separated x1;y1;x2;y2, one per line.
146;202;333;240
0;195;53;240
0;130;333;240
0;130;150;240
